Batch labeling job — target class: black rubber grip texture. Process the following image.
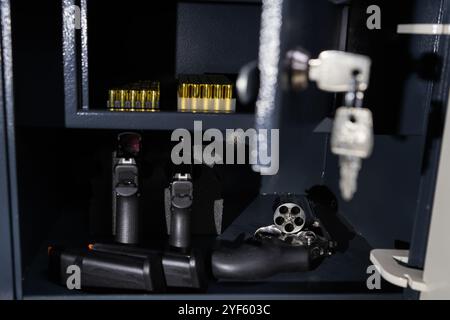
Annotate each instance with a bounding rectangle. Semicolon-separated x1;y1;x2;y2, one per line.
212;239;311;280
49;248;165;292
91;243;205;289
115;195;140;244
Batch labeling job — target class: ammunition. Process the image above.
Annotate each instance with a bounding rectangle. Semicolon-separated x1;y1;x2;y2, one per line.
192;84;200;98
177;75;235;113
107;81;160;112
148;90;158;109
180;96;186;111
223;85;233;99
119;90;128;109
214;84;223;99
214;97;220;112
138;90;146;110
200;84;209;110
129;90;137;109
179;83;188;98
224;96;232;112
109;89;116;109
192;97;198;111
201;84;212;99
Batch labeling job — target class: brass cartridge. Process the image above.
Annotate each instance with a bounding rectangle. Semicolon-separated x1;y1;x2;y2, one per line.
138;89;146;109
213;84;223;99
109;89;116;109
177;75;234;113
191;84;200;98
201;84;213;99
119;90;128;109
223;84;233;99
108;81;160;111
129;90;137;109
179;83;189;98
148;90;158;109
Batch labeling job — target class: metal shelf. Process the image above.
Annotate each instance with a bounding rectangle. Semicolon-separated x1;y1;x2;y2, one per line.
65;110;255;130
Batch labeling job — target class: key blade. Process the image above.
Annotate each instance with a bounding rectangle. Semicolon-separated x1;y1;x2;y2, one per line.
339;156;361;201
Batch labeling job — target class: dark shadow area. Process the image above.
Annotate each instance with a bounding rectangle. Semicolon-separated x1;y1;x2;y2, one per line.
87;0;178;110
421;100;446;173
306;185;355;253
11;0;64;127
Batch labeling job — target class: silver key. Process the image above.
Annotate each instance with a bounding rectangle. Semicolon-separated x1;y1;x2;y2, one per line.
339;155;361;201
331;107;374;158
309;51;372;92
331;107;374;200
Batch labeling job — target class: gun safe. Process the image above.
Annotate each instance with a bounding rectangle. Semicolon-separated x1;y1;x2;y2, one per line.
1;0;450;300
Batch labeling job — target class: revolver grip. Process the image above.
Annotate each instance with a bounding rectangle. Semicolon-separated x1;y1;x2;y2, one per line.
212;239;311;280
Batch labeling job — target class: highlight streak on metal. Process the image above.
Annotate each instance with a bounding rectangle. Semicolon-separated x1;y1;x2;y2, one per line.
253;0;283;174
62;0;79;115
81;0;89;110
1;0;22;299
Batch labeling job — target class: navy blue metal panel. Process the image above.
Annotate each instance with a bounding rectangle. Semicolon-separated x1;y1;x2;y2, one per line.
176;2;261;75
324;135;423;249
260;0;343;194
408;0;450;268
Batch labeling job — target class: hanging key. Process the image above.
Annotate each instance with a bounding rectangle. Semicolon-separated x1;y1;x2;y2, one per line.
331;106;374;201
281;48;373;200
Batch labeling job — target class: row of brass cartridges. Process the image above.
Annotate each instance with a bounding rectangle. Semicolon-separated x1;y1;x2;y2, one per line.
178;75;233;99
109;83;160;110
